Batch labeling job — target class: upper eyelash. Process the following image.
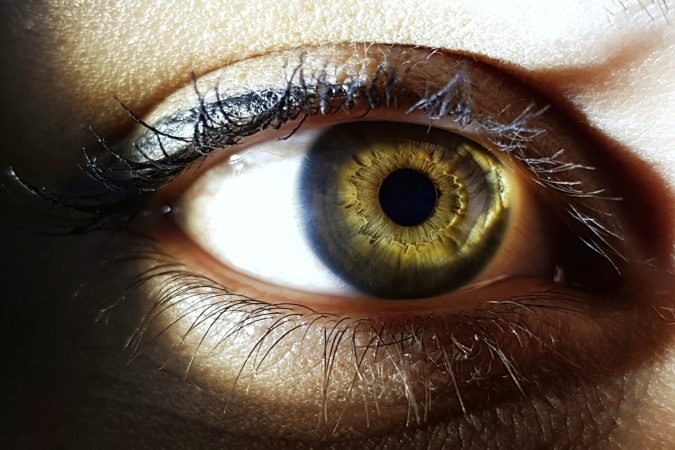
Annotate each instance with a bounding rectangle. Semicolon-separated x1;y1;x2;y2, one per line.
96;60;472;194
2;47;626;271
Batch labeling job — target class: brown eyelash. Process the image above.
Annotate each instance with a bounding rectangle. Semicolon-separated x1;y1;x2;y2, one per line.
82;236;599;434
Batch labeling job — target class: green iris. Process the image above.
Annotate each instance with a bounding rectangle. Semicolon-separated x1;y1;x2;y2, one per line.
301;121;510;299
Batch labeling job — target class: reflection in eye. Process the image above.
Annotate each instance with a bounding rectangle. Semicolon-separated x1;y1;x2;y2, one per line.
178;121;514;299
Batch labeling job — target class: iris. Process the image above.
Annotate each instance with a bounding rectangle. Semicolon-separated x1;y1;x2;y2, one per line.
301;122;510;299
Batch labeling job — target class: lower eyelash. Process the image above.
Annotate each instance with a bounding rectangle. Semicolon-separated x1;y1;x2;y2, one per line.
85;235;594;431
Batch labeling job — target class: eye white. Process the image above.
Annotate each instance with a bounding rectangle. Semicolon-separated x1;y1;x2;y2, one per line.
177;127;354;295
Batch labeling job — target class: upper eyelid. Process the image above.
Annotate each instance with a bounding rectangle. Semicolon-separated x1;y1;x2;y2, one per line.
108;46;628;265
4;45;630;271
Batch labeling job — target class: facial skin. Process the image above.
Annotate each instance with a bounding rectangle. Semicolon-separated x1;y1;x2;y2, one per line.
1;1;674;449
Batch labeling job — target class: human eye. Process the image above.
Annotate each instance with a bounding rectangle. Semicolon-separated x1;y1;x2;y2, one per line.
8;42;672;448
158;47;616;304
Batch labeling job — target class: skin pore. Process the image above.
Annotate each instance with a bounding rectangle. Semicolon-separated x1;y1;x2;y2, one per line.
1;1;674;449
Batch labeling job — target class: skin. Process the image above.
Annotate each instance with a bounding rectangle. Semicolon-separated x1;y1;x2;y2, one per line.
1;0;674;448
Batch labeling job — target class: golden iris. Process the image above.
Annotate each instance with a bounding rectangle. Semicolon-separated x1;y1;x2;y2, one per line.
301;121;510;299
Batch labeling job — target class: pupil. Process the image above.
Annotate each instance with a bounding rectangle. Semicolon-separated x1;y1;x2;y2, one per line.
378;168;437;226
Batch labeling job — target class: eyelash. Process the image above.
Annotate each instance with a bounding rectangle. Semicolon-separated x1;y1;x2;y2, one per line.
5;53;624;270
89;239;594;428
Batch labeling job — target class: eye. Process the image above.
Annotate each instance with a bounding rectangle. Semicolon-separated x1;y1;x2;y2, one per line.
49;44;660;441
136;45;622;307
176;120;552;300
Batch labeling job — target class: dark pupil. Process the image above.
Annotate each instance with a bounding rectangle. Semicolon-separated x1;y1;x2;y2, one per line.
378;168;437;226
